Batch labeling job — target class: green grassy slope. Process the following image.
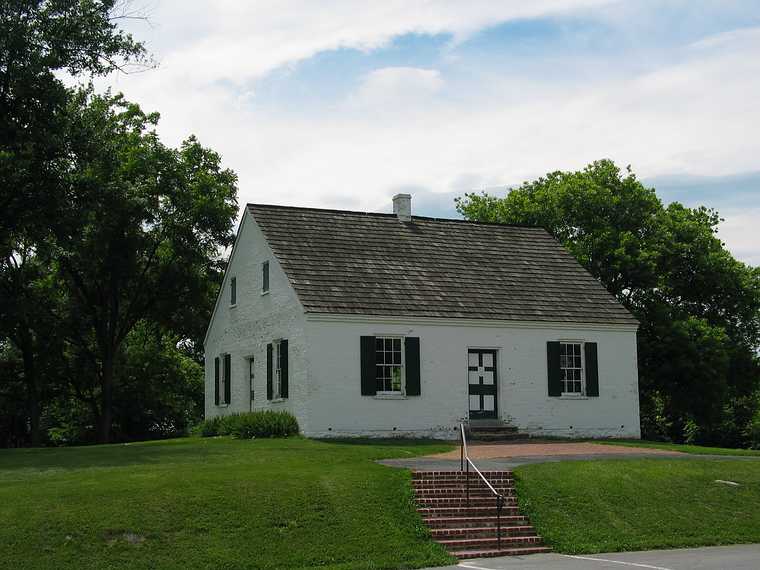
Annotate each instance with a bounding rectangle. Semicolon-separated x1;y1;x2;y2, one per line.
0;437;455;570
515;458;760;554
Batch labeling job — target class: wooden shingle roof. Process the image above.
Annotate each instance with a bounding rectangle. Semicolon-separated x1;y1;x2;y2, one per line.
248;204;638;326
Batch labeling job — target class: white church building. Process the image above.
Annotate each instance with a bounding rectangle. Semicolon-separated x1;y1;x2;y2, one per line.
203;194;641;440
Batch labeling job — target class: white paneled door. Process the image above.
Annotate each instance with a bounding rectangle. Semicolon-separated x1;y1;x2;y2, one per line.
468;349;497;419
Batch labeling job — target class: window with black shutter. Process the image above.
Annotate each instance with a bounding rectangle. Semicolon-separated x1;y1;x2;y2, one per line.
547;340;599;397
360;335;421;396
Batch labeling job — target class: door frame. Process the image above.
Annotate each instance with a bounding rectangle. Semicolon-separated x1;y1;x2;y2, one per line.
467;348;498;420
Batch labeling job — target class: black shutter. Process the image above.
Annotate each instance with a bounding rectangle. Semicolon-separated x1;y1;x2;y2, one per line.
266;343;273;400
214;356;220;405
224;353;231;404
360;336;376;396
547;341;562;397
230;277;236;305
585;342;599;397
280;340;288;399
405;337;421;396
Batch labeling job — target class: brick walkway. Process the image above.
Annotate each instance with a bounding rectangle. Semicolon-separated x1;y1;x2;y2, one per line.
427;442;682;461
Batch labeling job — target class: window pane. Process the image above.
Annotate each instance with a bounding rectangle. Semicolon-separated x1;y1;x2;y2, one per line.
391;367;401;391
376;338;383;350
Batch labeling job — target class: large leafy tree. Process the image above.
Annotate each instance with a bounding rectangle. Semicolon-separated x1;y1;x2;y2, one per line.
0;0;147;249
457;160;760;445
56;90;237;443
0;0;147;445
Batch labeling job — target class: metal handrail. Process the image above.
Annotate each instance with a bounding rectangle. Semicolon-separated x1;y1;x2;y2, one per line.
460;422;506;550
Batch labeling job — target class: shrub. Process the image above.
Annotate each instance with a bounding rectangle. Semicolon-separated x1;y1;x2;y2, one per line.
195;411;299;439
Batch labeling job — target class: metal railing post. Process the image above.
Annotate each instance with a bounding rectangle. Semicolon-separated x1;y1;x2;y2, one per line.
460;426;464;472
496;494;504;550
465;458;470;503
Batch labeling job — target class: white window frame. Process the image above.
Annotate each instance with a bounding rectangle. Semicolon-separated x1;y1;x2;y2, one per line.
375;336;406;395
273;339;282;399
219;352;229;405
559;341;585;396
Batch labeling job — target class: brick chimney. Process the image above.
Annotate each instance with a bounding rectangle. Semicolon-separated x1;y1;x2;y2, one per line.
392;193;412;222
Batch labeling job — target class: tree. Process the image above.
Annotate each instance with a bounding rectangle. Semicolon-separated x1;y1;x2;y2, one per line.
0;245;65;445
0;0;148;445
457;160;760;445
56;89;237;443
0;0;147;250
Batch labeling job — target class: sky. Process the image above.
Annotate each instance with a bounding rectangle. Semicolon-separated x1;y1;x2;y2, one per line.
106;0;760;265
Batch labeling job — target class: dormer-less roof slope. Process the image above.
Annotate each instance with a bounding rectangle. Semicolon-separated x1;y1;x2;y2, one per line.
248;204;638;326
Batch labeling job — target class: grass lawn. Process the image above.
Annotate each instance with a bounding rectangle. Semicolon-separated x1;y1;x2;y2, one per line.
0;437;455;570
515;458;760;554
598;439;760;456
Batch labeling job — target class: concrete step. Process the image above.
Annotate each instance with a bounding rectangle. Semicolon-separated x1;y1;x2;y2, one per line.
469;432;531;442
468;424;519;432
453;546;553;560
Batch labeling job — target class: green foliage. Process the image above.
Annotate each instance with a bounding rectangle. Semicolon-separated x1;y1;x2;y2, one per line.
457;160;760;448
55;89;238;442
0;437;454;569
516;458;760;554
196;411;300;439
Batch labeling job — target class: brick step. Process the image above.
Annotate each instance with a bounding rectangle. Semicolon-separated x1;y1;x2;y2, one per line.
454;546;553;560
415;493;516;502
418;505;521;517
416;497;518;508
412;479;515;487
412;471;513;479
438;535;544;551
430;525;537;539
423;515;530;528
413;487;515;496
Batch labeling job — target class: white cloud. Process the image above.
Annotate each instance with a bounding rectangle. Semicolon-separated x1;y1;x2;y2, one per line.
131;0;614;87
103;1;760;264
718;208;760;266
352;67;444;109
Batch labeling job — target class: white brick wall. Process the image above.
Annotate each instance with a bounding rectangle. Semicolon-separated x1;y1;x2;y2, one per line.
204;210;311;432
302;316;640;440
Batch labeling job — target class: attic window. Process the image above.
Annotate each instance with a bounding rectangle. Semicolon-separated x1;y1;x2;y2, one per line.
262;261;269;294
230;277;236;306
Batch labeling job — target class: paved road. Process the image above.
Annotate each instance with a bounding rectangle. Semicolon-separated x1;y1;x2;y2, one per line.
424;544;760;570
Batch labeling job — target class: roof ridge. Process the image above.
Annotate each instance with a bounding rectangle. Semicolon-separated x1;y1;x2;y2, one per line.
246;203;543;229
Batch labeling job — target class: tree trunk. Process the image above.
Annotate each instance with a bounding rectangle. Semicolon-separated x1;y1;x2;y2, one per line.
20;333;41;446
97;354;114;443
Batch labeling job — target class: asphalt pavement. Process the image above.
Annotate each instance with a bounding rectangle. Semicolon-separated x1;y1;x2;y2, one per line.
424;544;760;570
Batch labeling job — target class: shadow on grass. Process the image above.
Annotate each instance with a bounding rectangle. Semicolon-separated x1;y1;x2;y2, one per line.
313;437;454;447
0;437;233;471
